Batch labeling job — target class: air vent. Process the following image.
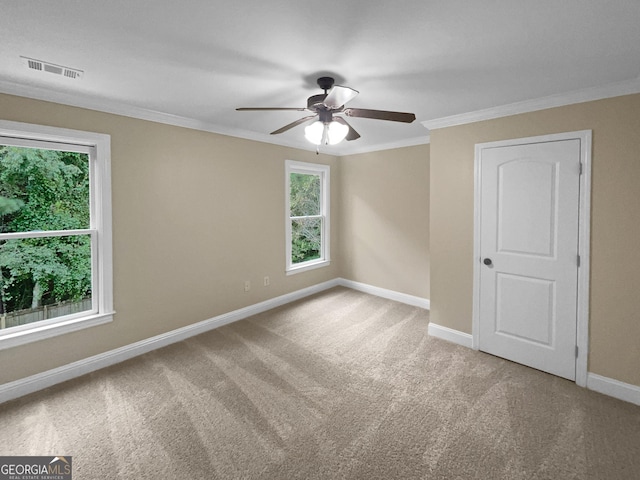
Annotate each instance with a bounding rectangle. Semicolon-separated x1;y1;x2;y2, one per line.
27;59;43;71
20;56;83;80
64;69;80;79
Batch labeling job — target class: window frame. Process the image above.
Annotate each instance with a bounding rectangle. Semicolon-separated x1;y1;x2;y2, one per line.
0;120;114;350
285;160;330;274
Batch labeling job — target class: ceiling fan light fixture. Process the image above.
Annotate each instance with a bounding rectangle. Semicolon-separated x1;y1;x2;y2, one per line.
328;121;349;144
304;120;349;146
304;121;324;145
237;76;415;145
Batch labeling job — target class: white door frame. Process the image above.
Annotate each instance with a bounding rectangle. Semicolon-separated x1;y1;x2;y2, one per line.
472;130;592;387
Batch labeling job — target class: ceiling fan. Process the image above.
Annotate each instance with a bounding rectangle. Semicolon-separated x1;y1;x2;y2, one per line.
236;76;416;146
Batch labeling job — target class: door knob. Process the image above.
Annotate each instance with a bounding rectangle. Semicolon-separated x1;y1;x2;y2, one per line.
483;258;493;266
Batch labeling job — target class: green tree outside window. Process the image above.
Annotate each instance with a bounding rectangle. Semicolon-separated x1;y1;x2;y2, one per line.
0;146;91;317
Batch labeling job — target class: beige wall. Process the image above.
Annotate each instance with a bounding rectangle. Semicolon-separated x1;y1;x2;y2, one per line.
0;93;341;384
339;145;430;298
430;93;640;387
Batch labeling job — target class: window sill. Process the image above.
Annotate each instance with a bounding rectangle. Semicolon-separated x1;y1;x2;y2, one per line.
286;259;331;275
0;311;115;351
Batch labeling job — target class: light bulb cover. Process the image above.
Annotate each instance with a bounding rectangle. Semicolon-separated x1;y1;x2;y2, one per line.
304;121;325;145
304;120;349;145
327;121;349;145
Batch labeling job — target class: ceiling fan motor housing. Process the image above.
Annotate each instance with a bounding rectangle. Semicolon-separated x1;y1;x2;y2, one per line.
307;94;329;110
308;77;338;111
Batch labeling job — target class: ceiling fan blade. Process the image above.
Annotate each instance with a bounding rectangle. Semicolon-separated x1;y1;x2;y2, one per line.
270;115;318;135
333;117;361;141
323;85;359;109
343;108;416;123
236;107;307;111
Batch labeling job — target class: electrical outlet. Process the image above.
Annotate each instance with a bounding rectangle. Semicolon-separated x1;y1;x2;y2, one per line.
264;276;270;287
244;280;250;292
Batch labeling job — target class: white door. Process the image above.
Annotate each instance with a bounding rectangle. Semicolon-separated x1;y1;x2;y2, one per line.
477;138;581;380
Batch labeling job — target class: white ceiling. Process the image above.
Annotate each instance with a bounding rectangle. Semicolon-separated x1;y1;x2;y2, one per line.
1;1;639;155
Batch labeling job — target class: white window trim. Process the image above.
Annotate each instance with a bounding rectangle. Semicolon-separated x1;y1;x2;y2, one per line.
285;160;330;275
0;120;114;350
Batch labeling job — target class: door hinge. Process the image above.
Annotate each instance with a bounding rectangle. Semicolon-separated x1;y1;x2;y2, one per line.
577;254;581;267
575;346;579;358
579;163;583;175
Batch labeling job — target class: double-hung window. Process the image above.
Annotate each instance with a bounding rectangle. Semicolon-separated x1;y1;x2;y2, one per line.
285;160;330;274
0;120;113;350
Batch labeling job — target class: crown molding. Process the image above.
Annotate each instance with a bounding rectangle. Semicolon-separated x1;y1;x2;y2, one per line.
0;80;336;153
0;80;427;156
336;134;430;156
422;77;640;131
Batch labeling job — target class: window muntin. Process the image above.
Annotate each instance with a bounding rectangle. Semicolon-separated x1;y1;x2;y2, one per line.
0;121;113;349
285;161;330;273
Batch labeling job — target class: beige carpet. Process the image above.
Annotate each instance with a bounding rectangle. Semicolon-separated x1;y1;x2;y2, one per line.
1;286;639;479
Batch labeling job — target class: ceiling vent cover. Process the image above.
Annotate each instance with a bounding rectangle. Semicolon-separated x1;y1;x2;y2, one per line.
20;56;83;80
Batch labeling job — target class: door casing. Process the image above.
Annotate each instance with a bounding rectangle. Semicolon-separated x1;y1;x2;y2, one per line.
472;130;592;387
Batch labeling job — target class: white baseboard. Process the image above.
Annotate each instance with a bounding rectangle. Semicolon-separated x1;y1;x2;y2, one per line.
427;323;640;406
0;278;428;404
7;279;638;408
337;278;430;310
427;322;474;348
587;373;640;406
0;279;340;405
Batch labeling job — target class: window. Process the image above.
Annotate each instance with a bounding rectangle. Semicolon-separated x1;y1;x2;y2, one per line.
0;120;113;350
285;160;330;274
